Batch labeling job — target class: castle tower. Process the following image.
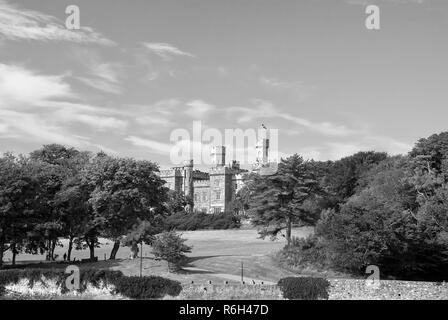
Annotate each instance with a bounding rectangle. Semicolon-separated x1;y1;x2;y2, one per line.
211;146;226;167
256;125;269;165
183;159;194;212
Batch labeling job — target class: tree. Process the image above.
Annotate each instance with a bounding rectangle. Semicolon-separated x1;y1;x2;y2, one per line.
0;154;54;266
165;190;190;214
30;144;80;167
315;154;448;279
83;155;167;260
152;231;192;272
323;151;388;208
247;154;322;246
410;131;448;177
28;145;82;261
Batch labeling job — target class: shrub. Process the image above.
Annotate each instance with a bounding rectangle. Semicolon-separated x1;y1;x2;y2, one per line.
279;236;328;268
0;269;67;295
0;268;182;299
165;212;241;231
114;276;182;299
152;231;192;272
277;277;330;300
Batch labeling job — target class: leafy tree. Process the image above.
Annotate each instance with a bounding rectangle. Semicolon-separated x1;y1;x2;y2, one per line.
30;144;80;167
28;145;84;261
410;131;448;177
83;156;167;259
165;190;190;214
323;151;388;208
247;154;322;246
315;154;448;279
151;231;192;272
0;154;60;266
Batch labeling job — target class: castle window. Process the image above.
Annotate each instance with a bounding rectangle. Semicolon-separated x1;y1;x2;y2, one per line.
202;192;207;201
215;191;221;200
194;194;199;201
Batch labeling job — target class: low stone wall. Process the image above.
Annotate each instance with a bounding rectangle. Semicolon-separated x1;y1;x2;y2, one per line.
166;284;283;300
328;279;448;300
170;279;448;300
2;276;448;300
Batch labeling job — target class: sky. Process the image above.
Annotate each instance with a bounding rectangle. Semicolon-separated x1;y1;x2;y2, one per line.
0;0;447;169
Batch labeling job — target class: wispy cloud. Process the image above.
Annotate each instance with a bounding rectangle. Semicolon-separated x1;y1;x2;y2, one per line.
0;0;115;45
0;63;73;105
260;77;317;103
227;100;357;137
185;100;216;118
125;136;173;155
143;42;195;60
0;63;127;146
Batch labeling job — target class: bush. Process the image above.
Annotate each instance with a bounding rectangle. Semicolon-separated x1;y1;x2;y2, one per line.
278;236;330;271
0;269;67;294
114;276;181;299
0;268;181;299
152;231;192;272
165;212;241;231
277;277;330;300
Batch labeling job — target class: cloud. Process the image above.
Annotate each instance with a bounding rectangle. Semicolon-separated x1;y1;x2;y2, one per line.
0;109;87;146
76;76;122;94
143;42;195;60
70;48;124;94
126;99;182;131
0;0;115;45
260;77;317;103
227;100;356;137
295;136;412;162
0;63;128;145
185;100;216;118
54;110;128;131
125;136;173;155
0;63;73;105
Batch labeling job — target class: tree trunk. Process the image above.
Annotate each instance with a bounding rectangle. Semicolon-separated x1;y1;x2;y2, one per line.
46;239;51;261
51;240;56;261
0;241;4;269
67;236;73;262
109;240;120;260
88;240;95;261
286;215;292;247
11;243;16;266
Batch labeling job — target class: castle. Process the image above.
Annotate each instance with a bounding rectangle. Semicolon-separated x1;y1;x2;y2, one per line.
160;127;271;214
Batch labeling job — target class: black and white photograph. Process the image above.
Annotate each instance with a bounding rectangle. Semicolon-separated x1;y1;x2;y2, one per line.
0;0;448;309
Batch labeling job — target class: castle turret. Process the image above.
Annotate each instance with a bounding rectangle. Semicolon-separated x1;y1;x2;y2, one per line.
211;146;226;167
256;125;269;165
183;159;194;212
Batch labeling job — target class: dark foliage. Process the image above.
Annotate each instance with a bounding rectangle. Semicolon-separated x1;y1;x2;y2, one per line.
277;277;330;300
164;212;241;230
114;276;182;299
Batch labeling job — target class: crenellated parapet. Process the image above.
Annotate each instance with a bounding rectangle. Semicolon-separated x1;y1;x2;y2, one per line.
194;179;210;187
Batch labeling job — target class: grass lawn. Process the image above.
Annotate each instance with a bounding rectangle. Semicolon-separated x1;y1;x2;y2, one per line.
3;227;315;284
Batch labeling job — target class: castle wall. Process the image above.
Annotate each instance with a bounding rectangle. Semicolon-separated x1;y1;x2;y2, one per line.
193;180;210;213
160;160;248;215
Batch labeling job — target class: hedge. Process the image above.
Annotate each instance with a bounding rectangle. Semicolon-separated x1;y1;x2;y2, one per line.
165;212;241;231
0;268;181;299
277;277;330;300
